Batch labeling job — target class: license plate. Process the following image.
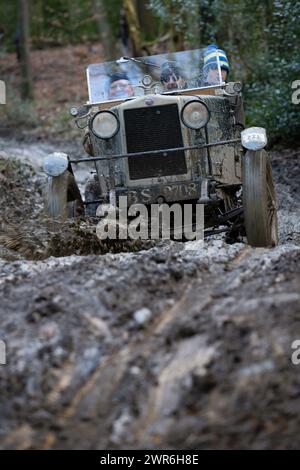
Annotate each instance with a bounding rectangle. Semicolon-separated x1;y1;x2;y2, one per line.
117;181;201;205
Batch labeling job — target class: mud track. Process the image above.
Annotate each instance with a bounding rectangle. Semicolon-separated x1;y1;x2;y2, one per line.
0;140;299;449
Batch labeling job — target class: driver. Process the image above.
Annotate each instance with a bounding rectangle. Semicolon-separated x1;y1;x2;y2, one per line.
160;61;186;91
108;72;134;99
83;72;134;156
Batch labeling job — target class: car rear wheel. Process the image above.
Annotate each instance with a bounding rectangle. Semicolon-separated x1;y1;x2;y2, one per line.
243;149;278;247
44;171;84;219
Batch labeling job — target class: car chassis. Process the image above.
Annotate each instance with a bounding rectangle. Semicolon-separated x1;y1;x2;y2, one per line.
43;49;278;247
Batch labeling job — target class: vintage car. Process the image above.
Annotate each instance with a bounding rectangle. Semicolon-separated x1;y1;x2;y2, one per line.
43;48;278;247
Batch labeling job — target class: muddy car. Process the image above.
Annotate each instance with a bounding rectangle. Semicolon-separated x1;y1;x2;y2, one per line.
43;48;278;247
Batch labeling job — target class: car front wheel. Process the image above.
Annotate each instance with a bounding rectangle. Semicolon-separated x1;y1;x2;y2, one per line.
242;149;278;247
44;171;84;219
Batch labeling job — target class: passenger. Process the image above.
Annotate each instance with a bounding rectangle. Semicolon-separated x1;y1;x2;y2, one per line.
202;44;245;127
202;44;230;85
160;61;186;91
108;72;134;99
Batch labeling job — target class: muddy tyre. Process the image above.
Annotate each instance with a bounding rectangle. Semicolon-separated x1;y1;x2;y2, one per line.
44;171;84;219
84;175;102;217
243;149;278;247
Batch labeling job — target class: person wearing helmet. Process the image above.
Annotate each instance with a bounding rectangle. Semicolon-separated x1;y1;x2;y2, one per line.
202;44;245;127
202;44;230;85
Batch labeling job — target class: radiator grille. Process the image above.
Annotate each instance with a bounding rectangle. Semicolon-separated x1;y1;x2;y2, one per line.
124;104;187;180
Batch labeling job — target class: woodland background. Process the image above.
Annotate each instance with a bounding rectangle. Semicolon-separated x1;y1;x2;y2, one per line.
0;0;299;146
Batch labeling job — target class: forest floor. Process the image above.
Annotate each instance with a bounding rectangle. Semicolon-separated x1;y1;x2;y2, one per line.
0;43;104;140
0;137;299;449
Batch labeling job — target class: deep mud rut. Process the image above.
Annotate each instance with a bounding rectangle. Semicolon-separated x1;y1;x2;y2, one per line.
0;139;299;449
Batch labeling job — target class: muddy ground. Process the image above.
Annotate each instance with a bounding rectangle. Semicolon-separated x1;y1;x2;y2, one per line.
0;139;299;450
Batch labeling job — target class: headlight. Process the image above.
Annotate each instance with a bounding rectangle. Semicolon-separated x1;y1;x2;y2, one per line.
90;110;119;139
43;152;69;177
241;127;267;150
181;100;210;130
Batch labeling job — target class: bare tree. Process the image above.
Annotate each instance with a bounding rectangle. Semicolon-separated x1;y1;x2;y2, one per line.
136;1;157;40
123;0;143;57
19;0;33;100
92;0;116;60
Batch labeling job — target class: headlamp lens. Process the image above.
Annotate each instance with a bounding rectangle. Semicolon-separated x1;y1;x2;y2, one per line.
181;100;210;130
91;111;119;139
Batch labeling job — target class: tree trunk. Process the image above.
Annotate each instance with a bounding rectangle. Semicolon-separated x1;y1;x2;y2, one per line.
168;2;184;51
136;1;157;41
92;0;116;60
123;0;143;57
67;0;76;45
19;0;33;100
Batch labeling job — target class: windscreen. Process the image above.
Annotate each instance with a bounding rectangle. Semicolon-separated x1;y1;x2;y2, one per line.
86;48;225;104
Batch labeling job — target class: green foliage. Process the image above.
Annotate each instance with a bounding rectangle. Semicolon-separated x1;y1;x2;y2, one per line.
105;0;123;37
148;0;200;47
0;0;18;53
244;1;300;145
149;0;300;146
1;0;299;146
0;0;122;50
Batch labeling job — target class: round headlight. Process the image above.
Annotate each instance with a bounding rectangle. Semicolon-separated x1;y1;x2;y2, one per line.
90;110;119;139
43;152;69;177
181;100;210;130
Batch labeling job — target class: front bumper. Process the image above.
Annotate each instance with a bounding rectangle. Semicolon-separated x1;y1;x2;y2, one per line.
69;138;241;165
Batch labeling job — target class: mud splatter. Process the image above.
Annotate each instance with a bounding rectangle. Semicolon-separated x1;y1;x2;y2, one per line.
0;141;299;450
